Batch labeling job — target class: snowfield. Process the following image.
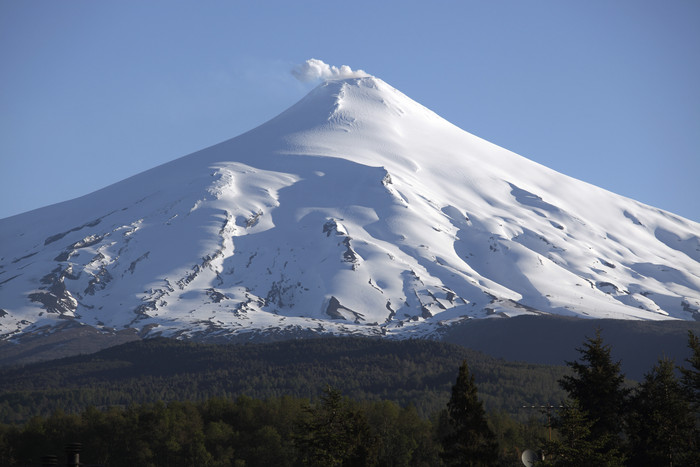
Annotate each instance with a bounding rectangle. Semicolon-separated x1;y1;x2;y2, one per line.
1;75;699;341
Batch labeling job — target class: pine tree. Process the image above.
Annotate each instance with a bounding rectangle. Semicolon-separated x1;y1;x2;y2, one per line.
541;401;624;467
627;358;695;466
680;330;700;466
297;386;370;466
681;330;700;411
558;329;629;453
440;360;498;466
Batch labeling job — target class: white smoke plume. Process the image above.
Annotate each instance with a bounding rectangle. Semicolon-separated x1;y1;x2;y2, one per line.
291;59;369;82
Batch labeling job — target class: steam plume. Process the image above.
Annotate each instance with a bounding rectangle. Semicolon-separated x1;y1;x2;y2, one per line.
291;59;368;82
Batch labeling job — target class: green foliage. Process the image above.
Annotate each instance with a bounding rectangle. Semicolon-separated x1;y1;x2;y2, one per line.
558;328;629;457
540;401;624;467
680;330;700;466
363;400;441;466
487;410;547;464
0;390;450;466
540;329;700;467
627;358;695;466
440;361;498;466
681;330;700;411
297;386;369;466
0;337;567;424
3;330;700;466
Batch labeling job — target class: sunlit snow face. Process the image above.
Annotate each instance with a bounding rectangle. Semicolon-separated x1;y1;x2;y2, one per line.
0;71;698;343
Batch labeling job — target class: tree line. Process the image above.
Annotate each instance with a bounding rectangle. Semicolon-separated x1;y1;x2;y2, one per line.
0;331;698;465
433;328;700;466
0;337;566;424
0;386;539;466
533;329;700;466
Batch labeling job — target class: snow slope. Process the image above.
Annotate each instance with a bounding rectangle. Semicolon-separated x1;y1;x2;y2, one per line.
1;76;699;341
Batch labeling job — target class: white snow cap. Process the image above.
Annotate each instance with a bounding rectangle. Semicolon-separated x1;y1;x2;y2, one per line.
291;58;369;82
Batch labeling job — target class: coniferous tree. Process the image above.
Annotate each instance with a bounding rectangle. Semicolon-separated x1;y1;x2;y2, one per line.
440;360;498;466
541;400;624;467
297;386;371;466
627;358;695;467
681;330;700;410
680;330;700;466
558;328;629;460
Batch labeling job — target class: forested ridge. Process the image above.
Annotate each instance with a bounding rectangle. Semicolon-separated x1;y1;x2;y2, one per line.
1;332;699;466
0;387;547;466
0;337;567;424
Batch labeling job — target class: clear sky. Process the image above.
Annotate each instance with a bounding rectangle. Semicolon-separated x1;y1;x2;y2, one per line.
1;1;698;222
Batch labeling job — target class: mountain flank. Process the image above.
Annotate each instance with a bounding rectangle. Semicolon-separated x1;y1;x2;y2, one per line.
1;73;698;355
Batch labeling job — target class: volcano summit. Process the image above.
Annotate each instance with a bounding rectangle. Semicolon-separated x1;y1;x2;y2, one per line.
1;74;699;343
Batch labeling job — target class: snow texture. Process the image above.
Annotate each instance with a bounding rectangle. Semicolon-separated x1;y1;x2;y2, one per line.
1;73;699;341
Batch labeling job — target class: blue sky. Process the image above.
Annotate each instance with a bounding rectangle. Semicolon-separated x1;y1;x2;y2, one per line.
1;1;698;222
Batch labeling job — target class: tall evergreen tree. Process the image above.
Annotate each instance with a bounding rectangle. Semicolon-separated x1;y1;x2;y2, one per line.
680;330;700;466
627;358;695;467
297;386;371;466
681;330;700;410
440;360;498;466
558;329;629;461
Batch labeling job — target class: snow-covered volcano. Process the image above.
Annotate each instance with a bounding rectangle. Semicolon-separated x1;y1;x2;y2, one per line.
1;75;699;341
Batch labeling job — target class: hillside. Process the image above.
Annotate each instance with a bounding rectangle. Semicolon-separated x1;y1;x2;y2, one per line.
0;337;568;424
